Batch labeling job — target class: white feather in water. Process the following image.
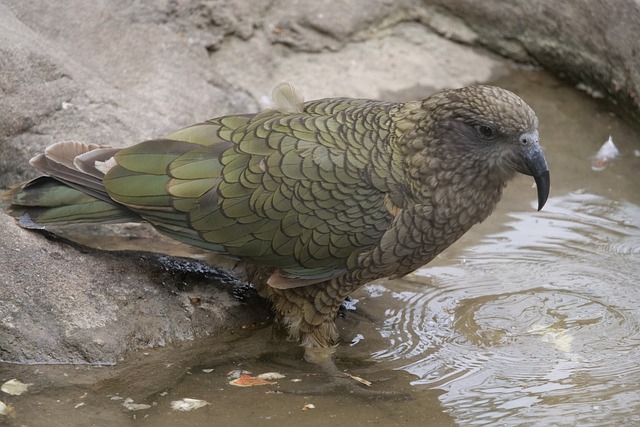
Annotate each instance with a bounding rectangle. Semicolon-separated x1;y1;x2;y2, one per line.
591;135;620;171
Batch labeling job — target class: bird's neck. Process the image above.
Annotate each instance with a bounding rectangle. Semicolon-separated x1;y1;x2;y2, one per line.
407;146;511;231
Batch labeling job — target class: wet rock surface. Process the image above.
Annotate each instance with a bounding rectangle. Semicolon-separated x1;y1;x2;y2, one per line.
0;220;267;364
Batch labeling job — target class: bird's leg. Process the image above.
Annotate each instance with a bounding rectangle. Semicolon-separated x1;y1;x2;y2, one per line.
296;318;380;389
300;326;341;377
303;345;338;372
304;343;373;385
294;330;403;396
255;277;385;391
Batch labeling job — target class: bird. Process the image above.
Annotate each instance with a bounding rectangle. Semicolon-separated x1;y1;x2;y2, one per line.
4;83;549;381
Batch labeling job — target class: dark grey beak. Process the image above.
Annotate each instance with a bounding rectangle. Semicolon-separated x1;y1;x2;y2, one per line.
533;170;550;211
516;131;550;211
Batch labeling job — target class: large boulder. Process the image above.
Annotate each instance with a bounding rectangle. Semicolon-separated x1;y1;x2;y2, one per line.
0;215;267;364
422;0;640;122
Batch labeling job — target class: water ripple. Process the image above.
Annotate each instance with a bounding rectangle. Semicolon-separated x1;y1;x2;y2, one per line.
372;192;640;426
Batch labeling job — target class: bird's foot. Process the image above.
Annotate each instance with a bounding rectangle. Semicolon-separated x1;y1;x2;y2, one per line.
283;369;408;399
258;336;408;398
271;347;408;399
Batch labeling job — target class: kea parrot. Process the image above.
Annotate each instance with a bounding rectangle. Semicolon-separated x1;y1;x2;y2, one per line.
4;83;549;383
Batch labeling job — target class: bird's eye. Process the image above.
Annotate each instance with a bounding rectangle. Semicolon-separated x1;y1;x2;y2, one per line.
477;125;496;139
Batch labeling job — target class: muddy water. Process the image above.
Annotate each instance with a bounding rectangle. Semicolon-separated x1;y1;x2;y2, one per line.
372;192;640;426
2;70;640;426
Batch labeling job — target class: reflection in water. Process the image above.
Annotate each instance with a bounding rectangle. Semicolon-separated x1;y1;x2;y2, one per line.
372;192;640;426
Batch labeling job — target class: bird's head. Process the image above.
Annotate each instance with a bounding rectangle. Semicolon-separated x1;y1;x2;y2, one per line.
410;85;550;211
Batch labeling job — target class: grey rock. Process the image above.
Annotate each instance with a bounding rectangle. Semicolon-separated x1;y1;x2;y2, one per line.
424;0;640;122
0;1;258;187
264;0;414;52
0;211;266;364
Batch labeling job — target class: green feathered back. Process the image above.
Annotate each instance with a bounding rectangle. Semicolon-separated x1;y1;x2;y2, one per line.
103;99;399;281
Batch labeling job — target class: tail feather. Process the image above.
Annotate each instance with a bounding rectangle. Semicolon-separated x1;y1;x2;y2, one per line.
74;147;121;178
41;140;102;170
29;141;114;201
4;141;140;228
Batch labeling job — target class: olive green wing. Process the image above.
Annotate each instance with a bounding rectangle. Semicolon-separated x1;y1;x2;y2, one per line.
103;119;241;250
104;100;397;285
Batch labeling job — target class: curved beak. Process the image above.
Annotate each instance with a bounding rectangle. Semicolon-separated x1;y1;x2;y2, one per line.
515;131;550;211
533;169;550;211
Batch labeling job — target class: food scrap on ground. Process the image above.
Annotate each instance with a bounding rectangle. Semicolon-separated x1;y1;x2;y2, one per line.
1;379;30;396
0;400;15;417
122;398;151;411
229;374;278;387
344;372;372;387
170;398;210;411
257;372;286;380
226;369;250;380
